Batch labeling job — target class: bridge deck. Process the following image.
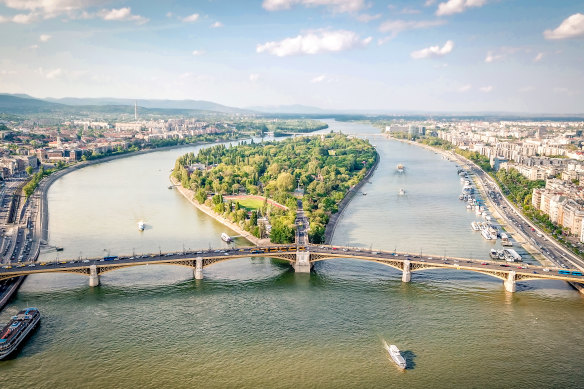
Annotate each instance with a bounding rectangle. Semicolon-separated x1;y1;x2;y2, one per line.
1;244;583;284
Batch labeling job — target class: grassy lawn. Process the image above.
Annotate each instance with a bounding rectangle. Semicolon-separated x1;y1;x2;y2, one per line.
234;198;265;211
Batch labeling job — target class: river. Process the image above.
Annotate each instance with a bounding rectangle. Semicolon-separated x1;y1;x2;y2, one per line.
1;120;583;388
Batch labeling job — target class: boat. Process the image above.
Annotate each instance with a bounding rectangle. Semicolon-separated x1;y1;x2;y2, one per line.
490;249;499;259
221;232;232;243
138;221;145;231
384;342;407;370
471;222;480;231
501;233;513;247
399;188;406;196
503;248;522;262
396;164;404;173
362;192;367;196
481;229;494;240
0;308;41;360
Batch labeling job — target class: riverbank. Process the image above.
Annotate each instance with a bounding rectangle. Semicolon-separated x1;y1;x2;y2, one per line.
387;134;584;293
324;151;380;244
170;176;271;246
38;140;248;243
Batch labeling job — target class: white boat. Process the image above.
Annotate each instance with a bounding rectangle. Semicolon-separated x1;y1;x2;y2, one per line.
138;221;145;231
399;188;406;196
221;232;232;243
397;164;404;173
489;249;499;259
384;342;407;370
503;248;522;262
501;233;513;247
481;229;494;240
471;222;480;231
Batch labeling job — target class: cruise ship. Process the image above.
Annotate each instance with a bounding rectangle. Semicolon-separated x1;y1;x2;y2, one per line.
0;308;41;360
384;342;407;370
221;232;232;243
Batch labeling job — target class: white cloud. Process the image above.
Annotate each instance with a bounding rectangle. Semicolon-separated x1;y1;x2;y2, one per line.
479;85;493;92
311;74;326;83
378;19;446;37
192;50;205;56
436;0;487;16
257;29;371;57
249;73;260;82
39;34;51;42
0;12;39;23
411;40;454;59
400;7;420;14
38;67;63;79
356;13;381;22
182;13;199;22
29;44;39;49
458;84;472;92
262;0;366;13
98;7;148;24
210;21;223;28
544;13;584;40
425;0;437;6
484;51;503;63
533;52;544;62
0;0;105;22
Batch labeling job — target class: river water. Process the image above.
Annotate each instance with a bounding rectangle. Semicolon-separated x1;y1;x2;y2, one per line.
1;120;583;388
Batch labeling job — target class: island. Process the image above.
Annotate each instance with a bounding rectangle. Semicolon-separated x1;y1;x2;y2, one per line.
172;133;377;244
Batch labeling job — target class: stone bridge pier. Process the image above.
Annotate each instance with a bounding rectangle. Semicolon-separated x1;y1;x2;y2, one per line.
402;260;411;283
194;257;204;280
504;271;516;293
294;251;311;273
89;265;100;287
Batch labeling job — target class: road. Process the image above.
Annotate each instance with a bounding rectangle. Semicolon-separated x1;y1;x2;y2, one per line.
451;152;584;272
295;199;309;245
1;244;583;285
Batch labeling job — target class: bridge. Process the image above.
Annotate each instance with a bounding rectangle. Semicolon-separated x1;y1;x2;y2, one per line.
1;244;583;293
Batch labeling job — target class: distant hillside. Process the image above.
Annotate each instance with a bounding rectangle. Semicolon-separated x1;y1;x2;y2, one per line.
247;104;333;114
45;97;249;114
0;94;65;114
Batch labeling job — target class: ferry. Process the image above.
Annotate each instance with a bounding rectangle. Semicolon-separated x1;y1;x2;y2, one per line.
221;232;232;243
138;221;145;231
0;308;41;360
384;342;407;370
396;164;404;173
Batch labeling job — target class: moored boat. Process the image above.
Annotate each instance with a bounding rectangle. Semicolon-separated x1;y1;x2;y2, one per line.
0;308;41;360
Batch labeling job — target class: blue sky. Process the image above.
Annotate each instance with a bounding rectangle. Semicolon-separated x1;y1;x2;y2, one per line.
0;0;583;113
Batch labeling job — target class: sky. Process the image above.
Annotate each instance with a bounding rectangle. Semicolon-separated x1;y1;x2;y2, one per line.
0;0;583;113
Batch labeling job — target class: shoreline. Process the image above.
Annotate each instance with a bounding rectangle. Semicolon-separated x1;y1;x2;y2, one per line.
38;140;243;243
324;151;380;244
170;176;271;246
387;134;584;293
